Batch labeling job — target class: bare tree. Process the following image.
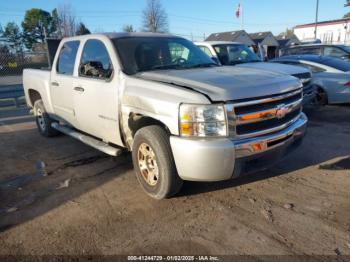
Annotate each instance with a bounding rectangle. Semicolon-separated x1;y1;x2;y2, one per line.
142;0;169;33
123;24;135;33
54;4;78;37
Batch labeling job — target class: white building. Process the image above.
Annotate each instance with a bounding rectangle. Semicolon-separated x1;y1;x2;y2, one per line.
294;18;350;45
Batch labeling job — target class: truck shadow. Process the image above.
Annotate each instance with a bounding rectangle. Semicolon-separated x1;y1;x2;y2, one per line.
0;108;134;233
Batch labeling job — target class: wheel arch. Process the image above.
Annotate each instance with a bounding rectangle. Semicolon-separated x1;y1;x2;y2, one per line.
125;113;172;150
28;89;42;107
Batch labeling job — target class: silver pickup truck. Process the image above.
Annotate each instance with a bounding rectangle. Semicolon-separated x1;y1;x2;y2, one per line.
23;33;307;199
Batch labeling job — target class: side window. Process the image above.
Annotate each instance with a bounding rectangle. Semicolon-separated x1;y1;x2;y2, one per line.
79;39;113;80
301;47;321;55
169;42;190;61
56;41;80;75
198;46;213;57
324;47;347;58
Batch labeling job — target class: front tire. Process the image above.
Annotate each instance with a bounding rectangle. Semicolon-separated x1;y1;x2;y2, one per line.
132;125;183;199
34;100;60;137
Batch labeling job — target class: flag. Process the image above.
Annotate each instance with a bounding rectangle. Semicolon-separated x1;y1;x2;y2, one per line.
236;3;241;19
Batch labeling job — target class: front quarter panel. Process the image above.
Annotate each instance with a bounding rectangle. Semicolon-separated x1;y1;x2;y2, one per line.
120;75;210;148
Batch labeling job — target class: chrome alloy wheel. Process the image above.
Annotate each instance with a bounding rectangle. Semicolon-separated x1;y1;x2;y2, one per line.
137;143;159;186
36;108;46;131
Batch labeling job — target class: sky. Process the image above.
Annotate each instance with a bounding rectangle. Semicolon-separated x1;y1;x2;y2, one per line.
0;0;347;41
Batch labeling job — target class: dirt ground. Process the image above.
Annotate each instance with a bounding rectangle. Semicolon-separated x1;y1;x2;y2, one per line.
0;105;349;256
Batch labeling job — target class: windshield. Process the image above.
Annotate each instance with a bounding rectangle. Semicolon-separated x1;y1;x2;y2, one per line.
112;37;217;75
213;44;260;65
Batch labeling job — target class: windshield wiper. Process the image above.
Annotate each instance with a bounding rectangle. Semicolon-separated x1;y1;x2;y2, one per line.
188;63;218;69
229;60;261;65
229;61;246;65
150;64;182;70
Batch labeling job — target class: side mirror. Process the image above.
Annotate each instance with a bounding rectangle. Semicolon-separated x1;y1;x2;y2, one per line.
211;57;220;65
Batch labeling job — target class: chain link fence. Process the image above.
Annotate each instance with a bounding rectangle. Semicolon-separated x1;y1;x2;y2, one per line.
0;49;49;77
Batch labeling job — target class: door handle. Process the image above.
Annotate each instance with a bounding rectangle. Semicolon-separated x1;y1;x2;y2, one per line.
74;86;85;92
51;81;59;87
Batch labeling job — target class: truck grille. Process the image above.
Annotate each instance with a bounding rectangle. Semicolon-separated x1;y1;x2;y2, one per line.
226;88;303;138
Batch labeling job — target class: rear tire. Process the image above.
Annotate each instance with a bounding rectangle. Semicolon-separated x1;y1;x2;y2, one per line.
34;100;60;137
132;125;183;199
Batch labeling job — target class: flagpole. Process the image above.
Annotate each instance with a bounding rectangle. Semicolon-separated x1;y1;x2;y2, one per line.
241;0;244;30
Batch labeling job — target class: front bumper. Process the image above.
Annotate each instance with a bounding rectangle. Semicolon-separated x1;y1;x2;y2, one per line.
170;113;307;182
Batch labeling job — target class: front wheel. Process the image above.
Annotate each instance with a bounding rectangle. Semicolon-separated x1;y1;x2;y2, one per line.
34;100;60;137
132;125;183;199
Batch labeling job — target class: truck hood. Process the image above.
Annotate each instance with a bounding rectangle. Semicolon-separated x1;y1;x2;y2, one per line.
235;62;310;76
136;66;301;101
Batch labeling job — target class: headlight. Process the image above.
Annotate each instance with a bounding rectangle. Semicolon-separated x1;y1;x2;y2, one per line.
179;104;227;137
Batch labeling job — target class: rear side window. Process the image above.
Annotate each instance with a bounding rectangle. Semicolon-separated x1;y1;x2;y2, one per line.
300;47;321;55
56;41;80;75
79;39;113;80
285;46;321;55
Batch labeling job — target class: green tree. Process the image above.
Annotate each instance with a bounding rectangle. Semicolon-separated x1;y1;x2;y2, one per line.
3;22;23;52
51;8;61;37
76;22;90;35
345;0;350;17
21;8;55;49
123;24;135;32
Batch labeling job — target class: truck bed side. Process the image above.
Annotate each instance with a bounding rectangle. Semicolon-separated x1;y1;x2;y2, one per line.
23;69;54;113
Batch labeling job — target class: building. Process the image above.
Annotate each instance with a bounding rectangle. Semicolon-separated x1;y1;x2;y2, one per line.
206;30;255;46
249;31;279;59
294;18;350;45
276;34;301;48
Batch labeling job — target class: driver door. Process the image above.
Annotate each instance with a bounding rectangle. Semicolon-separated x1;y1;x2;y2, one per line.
72;38;121;145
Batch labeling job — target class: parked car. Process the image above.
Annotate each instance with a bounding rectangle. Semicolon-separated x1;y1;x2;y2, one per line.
281;44;350;61
195;41;315;104
23;33;307;199
271;55;350;104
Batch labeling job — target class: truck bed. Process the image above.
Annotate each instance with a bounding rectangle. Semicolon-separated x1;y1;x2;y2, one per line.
23;69;51;110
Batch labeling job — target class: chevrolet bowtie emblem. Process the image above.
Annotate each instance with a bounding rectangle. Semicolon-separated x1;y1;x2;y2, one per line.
276;104;289;119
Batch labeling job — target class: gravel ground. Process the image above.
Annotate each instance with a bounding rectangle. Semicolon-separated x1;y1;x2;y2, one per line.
0;105;349;256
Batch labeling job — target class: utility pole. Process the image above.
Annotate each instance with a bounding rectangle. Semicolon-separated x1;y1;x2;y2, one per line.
314;0;319;40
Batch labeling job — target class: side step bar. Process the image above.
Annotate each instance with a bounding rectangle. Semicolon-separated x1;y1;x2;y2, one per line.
51;123;123;156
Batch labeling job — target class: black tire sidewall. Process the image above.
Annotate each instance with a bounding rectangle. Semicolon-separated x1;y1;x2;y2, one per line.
132;126;181;199
34;100;58;137
315;88;328;106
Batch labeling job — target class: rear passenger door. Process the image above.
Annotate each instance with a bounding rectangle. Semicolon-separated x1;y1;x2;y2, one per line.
73;38;122;146
50;40;80;127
